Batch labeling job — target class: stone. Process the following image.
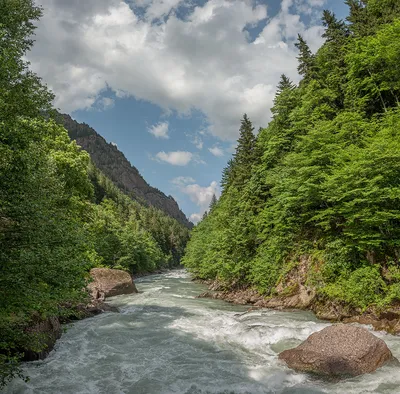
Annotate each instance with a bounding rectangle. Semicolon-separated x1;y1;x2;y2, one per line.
88;268;138;300
279;324;394;377
85;300;120;316
23;317;62;361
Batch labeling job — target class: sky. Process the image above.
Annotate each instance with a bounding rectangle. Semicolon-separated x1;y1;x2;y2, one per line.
29;0;349;223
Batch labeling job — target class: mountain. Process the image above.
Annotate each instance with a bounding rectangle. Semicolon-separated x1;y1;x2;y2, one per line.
59;113;192;228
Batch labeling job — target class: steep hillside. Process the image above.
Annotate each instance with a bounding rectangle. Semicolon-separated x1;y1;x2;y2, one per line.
183;3;400;314
59;113;192;228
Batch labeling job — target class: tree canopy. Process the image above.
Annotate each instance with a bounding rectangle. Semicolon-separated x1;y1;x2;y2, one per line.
0;1;189;386
183;2;400;316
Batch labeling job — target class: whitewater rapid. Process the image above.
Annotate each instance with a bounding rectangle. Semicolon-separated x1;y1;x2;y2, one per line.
6;270;400;393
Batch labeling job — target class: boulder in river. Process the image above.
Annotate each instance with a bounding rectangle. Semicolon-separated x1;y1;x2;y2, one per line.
88;268;138;300
23;316;62;361
279;324;394;377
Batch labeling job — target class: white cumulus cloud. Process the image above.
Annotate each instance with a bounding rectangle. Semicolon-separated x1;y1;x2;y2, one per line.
98;97;115;110
172;176;220;223
156;151;193;166
208;146;224;157
190;213;203;223
148;121;170;139
28;0;327;141
188;133;204;150
172;176;196;186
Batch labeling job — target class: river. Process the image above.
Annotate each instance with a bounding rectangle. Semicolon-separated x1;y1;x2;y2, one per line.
5;270;400;394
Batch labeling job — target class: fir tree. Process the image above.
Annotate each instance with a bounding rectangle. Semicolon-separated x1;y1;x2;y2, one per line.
295;35;316;83
209;194;217;211
272;75;297;119
232;114;256;188
345;0;368;36
276;74;296;96
322;10;348;42
221;158;234;192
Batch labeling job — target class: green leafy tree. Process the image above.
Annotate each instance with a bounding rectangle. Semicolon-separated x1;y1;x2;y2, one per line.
0;0;53;123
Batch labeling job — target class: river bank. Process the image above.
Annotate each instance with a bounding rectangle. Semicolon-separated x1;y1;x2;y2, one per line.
23;268;177;363
197;279;400;335
6;270;400;394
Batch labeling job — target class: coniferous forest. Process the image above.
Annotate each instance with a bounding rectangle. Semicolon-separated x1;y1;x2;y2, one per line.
184;0;400;312
0;1;189;385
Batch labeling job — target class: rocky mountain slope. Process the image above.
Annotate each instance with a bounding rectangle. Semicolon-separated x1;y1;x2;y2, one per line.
59;113;192;228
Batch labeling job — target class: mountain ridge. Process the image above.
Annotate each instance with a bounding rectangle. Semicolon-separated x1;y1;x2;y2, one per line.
59;113;192;228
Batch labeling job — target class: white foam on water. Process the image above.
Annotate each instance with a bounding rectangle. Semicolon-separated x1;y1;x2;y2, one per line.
5;270;400;394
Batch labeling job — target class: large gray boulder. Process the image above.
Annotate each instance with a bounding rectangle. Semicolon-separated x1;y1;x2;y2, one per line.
88;268;138;300
279;324;394;377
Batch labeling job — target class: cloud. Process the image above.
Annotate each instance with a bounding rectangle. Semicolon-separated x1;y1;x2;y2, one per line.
148;121;169;139
139;0;184;21
172;176;196;186
293;0;327;18
155;151;193;166
190;213;203;223
98;97;115;110
172;176;220;223
188;134;204;150
29;0;327;141
208;146;224;157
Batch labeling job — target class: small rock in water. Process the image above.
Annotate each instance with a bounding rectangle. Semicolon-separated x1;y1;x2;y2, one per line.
279;324;395;377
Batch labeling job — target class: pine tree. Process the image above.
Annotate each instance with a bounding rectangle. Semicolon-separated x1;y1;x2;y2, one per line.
322;10;348;43
272;75;297;119
231;114;256;188
319;11;349;111
221;158;234;192
346;0;400;37
209;194;217;211
276;74;296;96
345;0;368;36
295;35;316;83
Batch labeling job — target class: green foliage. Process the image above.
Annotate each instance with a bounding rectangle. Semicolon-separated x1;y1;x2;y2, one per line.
0;0;53;122
184;4;400;317
321;266;387;310
295;35;316;83
0;118;94;387
0;1;190;386
346;19;400;114
220;114;257;193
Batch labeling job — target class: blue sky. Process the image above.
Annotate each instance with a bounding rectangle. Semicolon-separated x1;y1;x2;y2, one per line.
29;0;350;222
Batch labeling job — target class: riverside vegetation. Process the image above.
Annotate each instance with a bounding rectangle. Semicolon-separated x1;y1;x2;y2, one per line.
183;0;400;316
2;0;400;390
0;0;189;386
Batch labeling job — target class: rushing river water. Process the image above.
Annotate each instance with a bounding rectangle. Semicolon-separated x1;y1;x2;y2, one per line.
5;270;400;394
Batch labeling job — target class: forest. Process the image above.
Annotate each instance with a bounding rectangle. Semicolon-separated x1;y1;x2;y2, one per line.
184;0;400;312
3;0;400;389
0;0;189;385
